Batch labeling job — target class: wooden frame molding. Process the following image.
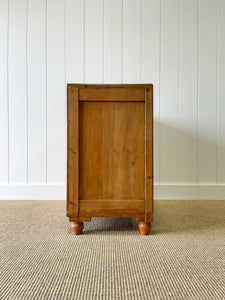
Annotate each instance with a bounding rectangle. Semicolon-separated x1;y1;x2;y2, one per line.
67;86;79;217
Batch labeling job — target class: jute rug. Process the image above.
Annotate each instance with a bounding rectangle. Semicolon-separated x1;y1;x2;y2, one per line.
0;200;224;300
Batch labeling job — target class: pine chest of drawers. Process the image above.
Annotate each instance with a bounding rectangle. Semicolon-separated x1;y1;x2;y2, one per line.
67;84;153;235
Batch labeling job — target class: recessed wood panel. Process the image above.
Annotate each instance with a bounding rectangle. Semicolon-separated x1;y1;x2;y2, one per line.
79;101;145;200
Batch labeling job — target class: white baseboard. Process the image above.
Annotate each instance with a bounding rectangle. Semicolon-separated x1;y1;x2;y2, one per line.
154;184;225;200
0;184;224;200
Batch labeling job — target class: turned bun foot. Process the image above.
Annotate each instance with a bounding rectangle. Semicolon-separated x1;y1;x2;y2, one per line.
71;222;84;235
138;222;151;235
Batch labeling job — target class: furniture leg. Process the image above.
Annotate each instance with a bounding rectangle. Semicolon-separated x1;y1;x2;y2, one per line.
71;222;84;235
138;222;151;235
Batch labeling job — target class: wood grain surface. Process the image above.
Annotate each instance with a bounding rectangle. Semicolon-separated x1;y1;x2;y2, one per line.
79;101;145;200
67;87;79;216
79;87;145;101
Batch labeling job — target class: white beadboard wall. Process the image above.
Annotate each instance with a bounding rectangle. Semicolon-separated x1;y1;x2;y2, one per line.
0;0;225;200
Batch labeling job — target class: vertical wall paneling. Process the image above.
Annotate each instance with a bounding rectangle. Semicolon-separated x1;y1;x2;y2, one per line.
142;0;160;85
0;0;8;183
153;87;160;184
142;0;160;184
47;0;66;183
104;0;122;83
123;0;141;83
217;0;225;184
85;0;104;83
1;0;225;199
66;0;84;83
27;0;46;183
160;0;179;183
198;0;217;183
178;0;198;183
8;0;28;183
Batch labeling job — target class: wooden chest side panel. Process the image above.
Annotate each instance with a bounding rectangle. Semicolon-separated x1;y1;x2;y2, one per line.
79;101;145;200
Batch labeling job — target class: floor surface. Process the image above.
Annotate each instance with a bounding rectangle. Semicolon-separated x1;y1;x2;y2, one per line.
1;200;225;300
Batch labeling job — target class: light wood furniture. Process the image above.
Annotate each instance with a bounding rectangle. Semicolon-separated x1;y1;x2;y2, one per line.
67;84;153;235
